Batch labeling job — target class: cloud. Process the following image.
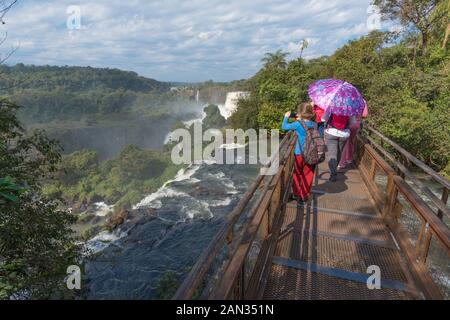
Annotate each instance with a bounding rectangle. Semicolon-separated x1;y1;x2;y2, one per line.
1;0;375;82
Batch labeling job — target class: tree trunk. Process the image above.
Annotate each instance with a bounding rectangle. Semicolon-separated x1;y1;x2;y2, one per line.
443;23;450;49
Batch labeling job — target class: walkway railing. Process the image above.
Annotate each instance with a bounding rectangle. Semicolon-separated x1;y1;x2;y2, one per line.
173;132;297;300
357;132;450;299
363;125;450;221
174;126;450;300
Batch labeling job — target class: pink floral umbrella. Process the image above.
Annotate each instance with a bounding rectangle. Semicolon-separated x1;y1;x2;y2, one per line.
308;79;366;116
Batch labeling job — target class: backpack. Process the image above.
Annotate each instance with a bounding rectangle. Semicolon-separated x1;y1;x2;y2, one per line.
299;120;327;165
326;114;349;130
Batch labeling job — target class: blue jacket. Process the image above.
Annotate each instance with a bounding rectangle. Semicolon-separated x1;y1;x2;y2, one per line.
282;117;315;156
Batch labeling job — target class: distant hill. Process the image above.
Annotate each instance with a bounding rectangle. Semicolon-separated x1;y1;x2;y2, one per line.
0;64;181;124
0;64;170;93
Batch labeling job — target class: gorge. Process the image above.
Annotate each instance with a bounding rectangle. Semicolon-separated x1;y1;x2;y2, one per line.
81;91;258;299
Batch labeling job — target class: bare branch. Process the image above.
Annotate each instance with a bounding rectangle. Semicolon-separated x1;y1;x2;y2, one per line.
0;31;7;47
0;0;18;23
0;1;19;66
0;41;18;64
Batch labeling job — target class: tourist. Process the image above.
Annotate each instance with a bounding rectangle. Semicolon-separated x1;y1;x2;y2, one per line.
322;108;356;182
282;102;316;203
338;101;369;169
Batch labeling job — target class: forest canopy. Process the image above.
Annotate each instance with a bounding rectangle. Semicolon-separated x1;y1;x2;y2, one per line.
44;145;182;211
0;65;180;124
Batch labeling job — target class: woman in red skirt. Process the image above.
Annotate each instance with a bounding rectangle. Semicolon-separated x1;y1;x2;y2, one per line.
282;103;316;203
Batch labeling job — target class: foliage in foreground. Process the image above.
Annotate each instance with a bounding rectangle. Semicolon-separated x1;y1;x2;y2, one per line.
0;99;82;299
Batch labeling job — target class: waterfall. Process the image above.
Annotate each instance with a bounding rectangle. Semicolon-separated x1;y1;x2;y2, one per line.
218;91;249;119
195;89;200;103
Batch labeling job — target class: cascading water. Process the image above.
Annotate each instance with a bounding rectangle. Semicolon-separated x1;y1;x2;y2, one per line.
218;91;249;119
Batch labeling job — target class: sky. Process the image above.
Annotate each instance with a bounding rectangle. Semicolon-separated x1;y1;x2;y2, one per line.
1;0;381;82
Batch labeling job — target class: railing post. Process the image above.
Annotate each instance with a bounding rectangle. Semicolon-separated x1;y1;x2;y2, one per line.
384;181;402;221
419;229;432;264
267;196;271;233
280;166;285;203
402;154;411;169
416;222;432;264
240;262;245;299
382;172;395;219
437;187;448;220
370;157;377;181
416;222;426;258
399;156;407;179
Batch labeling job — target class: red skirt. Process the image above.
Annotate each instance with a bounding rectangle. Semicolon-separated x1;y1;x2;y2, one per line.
292;154;315;200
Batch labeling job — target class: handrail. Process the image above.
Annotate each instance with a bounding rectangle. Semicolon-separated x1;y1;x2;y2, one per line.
172;132;294;300
394;176;450;251
365;125;450;190
363;125;450;219
209;137;296;299
363;133;450;219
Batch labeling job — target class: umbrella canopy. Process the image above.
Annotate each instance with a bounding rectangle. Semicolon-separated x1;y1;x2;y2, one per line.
308;79;365;116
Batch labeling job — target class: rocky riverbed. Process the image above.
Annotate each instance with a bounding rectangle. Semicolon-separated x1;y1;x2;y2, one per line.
83;160;259;299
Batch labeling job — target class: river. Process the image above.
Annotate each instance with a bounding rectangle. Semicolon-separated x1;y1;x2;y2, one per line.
83;93;259;299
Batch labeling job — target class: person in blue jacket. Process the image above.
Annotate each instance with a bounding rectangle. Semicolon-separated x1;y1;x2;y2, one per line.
282;102;316;203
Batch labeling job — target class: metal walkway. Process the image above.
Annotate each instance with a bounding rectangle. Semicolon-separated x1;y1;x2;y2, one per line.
263;163;418;300
174;128;450;300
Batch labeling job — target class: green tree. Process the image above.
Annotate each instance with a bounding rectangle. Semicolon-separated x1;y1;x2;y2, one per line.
328;31;386;91
45;144;181;211
202;104;226;129
373;0;445;51
0;176;23;204
229;95;260;130
0;99;81;299
261;50;289;69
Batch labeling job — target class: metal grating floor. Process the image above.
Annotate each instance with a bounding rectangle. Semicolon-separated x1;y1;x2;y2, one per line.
262;165;420;300
281;205;391;243
263;264;415;300
275;232;406;282
311;195;379;215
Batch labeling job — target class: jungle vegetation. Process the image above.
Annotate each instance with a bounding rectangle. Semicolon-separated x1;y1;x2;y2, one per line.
229;0;450;178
